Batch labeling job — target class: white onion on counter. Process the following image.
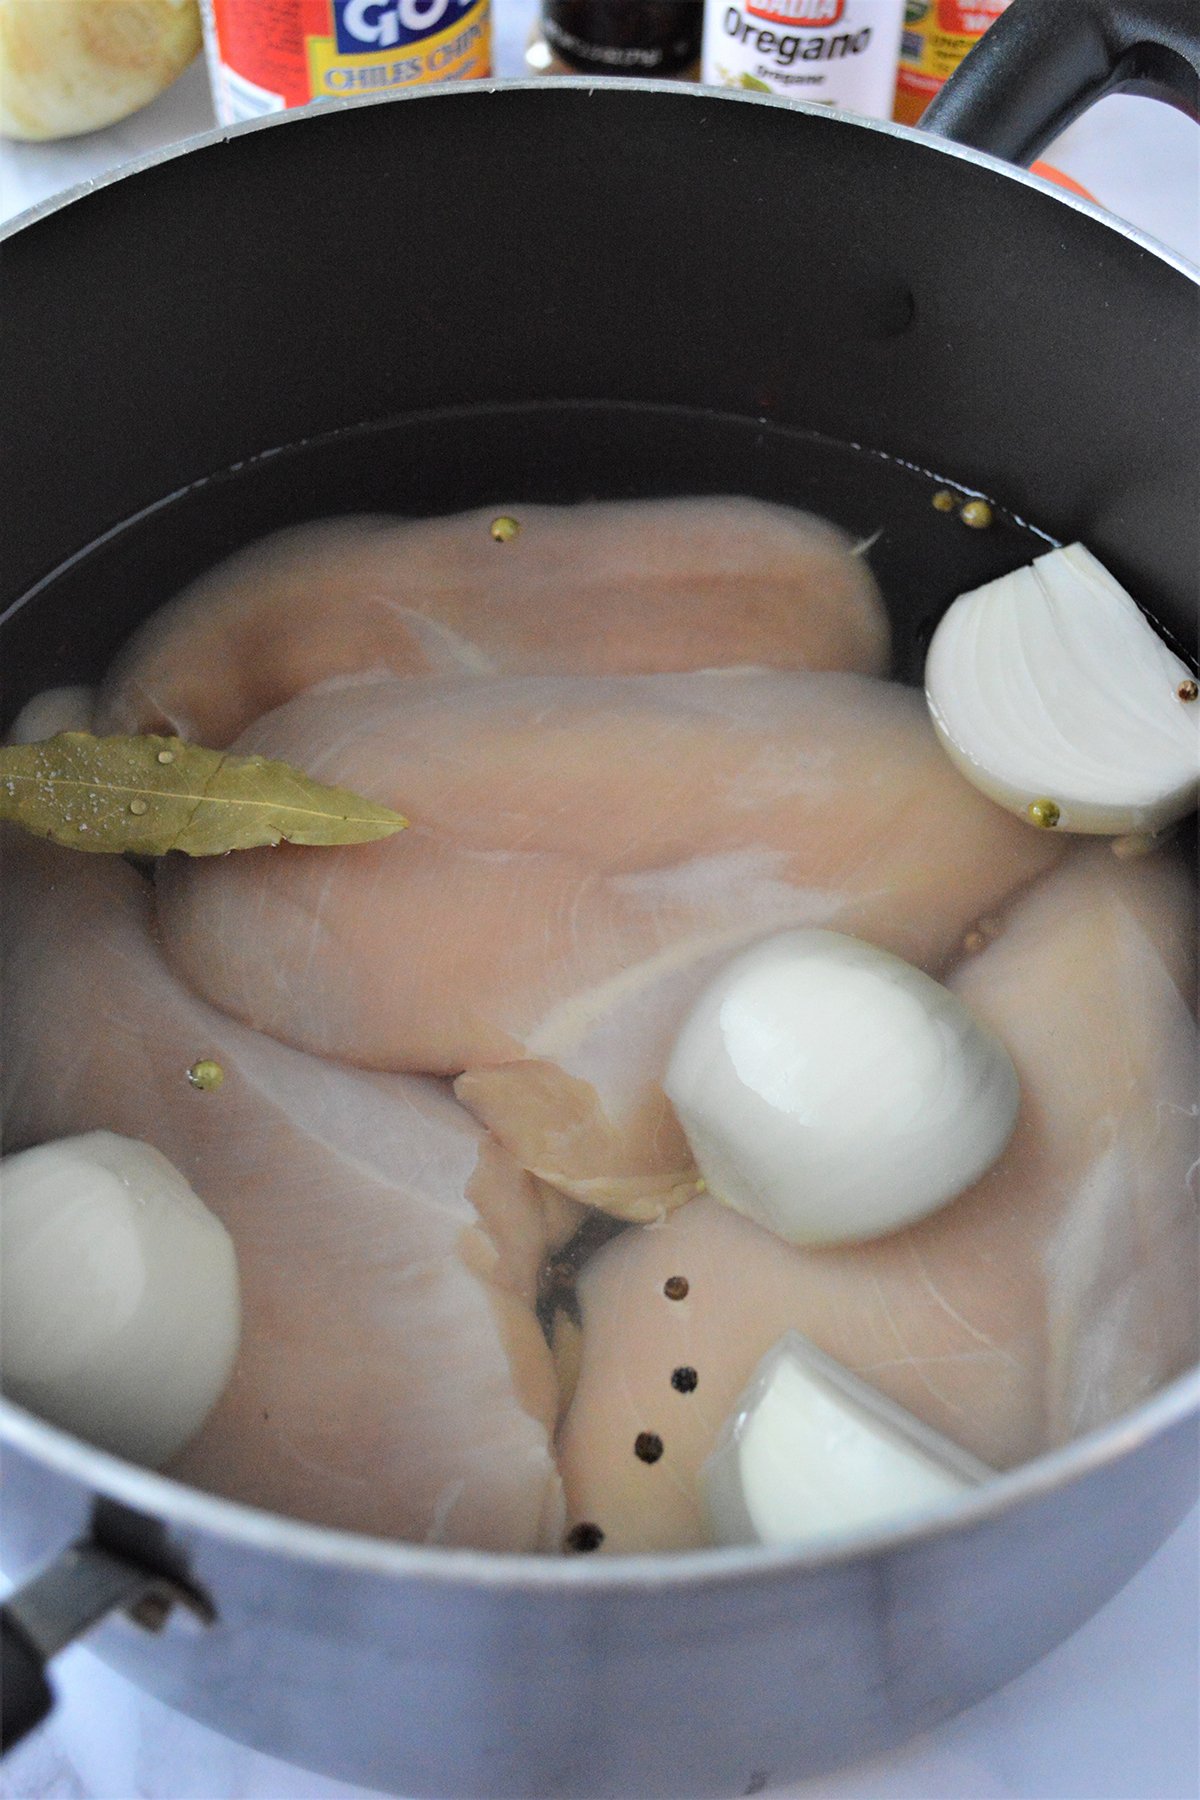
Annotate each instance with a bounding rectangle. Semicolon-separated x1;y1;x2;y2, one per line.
664;929;1019;1246
702;1332;991;1549
925;543;1200;836
0;1132;239;1466
0;0;201;141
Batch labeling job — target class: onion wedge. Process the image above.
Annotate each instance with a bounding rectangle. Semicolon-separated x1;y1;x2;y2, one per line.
925;543;1199;835
702;1332;991;1548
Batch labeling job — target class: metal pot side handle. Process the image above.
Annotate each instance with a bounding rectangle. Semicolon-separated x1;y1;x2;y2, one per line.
1;1540;214;1755
921;0;1200;166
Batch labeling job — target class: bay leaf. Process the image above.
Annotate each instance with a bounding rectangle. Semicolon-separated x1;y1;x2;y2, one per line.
0;732;407;857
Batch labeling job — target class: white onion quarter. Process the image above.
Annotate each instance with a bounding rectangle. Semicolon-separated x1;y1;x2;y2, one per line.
703;1332;991;1549
925;543;1200;835
0;1131;240;1466
664;929;1019;1245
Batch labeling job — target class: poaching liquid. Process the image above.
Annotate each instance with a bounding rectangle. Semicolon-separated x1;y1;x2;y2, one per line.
2;405;1196;1556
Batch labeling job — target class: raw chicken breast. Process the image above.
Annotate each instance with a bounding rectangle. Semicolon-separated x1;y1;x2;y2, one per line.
157;670;1062;1215
95;498;889;746
555;847;1199;1552
0;832;566;1552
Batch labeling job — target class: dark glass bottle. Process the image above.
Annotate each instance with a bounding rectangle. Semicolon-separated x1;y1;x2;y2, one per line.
527;2;702;79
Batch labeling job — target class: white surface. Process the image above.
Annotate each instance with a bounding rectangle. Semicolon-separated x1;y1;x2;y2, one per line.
1;5;1197;1798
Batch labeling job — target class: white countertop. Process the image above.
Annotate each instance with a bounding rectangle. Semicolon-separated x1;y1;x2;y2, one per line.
1;6;1198;1798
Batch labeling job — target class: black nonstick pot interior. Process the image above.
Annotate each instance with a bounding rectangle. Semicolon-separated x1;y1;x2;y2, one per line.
1;81;1197;701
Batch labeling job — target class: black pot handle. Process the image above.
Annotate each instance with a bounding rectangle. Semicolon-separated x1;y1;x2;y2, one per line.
921;0;1200;166
1;1613;54;1751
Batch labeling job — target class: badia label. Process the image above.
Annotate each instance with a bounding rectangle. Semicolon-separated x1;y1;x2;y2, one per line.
701;0;904;118
202;0;491;123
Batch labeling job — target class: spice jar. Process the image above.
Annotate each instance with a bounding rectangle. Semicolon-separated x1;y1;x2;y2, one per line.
201;0;491;124
892;0;1012;125
526;2;702;79
701;0;904;119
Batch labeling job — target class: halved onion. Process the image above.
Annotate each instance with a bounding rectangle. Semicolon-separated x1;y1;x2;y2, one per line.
703;1332;991;1548
0;1131;239;1466
664;929;1018;1247
925;543;1199;836
7;685;94;744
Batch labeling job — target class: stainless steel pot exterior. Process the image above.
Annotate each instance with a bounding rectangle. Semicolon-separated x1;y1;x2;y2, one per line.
1;69;1198;1800
2;1381;1197;1798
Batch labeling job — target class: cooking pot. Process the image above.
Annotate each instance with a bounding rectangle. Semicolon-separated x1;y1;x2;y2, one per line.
1;0;1197;1792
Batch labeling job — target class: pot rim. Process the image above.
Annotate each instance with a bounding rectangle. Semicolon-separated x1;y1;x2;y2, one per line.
1;77;1197;288
3;1362;1196;1591
2;75;1197;1593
